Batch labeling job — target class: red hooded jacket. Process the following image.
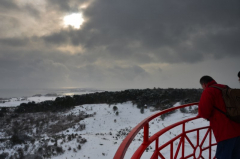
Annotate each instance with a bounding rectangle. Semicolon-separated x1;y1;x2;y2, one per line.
198;80;240;143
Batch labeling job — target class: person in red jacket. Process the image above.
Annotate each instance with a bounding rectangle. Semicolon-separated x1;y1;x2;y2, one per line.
198;75;240;159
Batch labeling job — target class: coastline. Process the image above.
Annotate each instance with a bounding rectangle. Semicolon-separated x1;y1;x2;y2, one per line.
0;88;105;107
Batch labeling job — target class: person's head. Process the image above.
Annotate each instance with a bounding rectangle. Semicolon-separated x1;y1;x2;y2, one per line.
200;76;214;90
238;71;240;82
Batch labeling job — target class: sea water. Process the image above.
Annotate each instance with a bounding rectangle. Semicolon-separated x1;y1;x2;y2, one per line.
0;88;105;98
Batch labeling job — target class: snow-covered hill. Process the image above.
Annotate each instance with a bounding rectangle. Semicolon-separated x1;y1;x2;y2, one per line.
0;97;216;159
54;102;215;159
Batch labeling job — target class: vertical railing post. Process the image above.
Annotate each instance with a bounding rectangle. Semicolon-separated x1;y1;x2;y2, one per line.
143;123;149;144
209;128;212;159
170;142;173;159
182;123;185;158
155;138;159;159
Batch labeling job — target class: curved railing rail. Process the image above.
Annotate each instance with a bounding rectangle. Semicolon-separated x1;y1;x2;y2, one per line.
114;102;217;159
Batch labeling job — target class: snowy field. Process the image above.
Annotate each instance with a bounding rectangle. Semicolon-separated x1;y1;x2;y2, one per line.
54;102;215;159
0;97;57;107
0;97;216;159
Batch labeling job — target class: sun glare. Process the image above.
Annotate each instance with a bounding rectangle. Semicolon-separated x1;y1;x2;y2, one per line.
63;13;84;29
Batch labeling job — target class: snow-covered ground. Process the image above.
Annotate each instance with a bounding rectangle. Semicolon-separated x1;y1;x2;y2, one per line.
0;97;216;158
0;97;57;107
54;102;215;159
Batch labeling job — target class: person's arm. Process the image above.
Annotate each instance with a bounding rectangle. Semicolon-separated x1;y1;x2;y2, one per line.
198;89;214;120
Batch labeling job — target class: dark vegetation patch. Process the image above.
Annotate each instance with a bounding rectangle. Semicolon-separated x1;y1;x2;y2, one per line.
0;111;88;158
13;88;202;113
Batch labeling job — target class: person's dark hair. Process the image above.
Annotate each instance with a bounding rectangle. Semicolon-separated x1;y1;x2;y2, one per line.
238;71;240;78
200;76;214;85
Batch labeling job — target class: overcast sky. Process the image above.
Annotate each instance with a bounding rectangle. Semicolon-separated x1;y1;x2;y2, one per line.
0;0;239;90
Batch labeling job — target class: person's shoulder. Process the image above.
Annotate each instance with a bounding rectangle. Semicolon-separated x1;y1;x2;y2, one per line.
205;84;227;95
214;83;227;87
202;87;214;96
204;84;225;93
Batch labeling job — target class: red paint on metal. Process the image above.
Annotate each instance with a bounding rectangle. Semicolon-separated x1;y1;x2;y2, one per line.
143;123;149;144
113;103;217;159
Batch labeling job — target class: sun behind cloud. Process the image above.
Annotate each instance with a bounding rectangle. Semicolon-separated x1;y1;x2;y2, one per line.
63;13;84;29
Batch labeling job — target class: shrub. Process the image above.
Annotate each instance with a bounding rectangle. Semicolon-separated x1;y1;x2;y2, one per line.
17;148;24;158
0;112;4;118
24;144;29;151
0;153;9;159
113;106;118;112
73;148;77;152
11;135;24;145
180;107;187;113
190;107;198;114
67;135;72;141
56;146;64;154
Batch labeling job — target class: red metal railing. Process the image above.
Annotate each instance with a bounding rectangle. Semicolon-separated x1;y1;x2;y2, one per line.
114;103;217;159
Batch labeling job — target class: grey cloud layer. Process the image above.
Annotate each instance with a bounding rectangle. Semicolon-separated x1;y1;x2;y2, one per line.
0;0;239;89
42;0;240;63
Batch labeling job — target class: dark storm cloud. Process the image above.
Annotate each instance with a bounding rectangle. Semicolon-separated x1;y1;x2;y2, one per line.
23;4;40;18
42;0;240;63
68;64;149;86
47;0;72;11
0;0;240;89
0;0;18;10
0;37;29;47
46;0;88;12
193;28;240;57
43;31;69;45
108;65;148;81
0;47;71;88
0;0;40;18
